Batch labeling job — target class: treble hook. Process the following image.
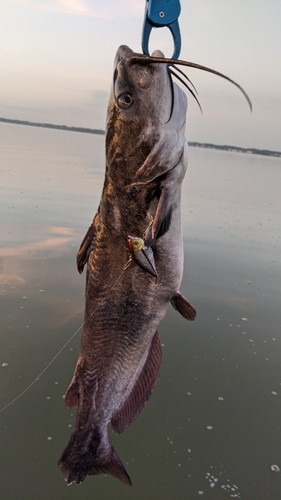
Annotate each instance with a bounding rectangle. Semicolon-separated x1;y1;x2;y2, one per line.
141;0;182;60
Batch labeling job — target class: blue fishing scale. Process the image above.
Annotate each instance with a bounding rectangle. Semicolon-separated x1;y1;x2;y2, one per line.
142;0;182;59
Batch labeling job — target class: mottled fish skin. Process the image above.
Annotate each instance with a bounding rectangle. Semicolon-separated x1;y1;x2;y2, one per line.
58;45;196;486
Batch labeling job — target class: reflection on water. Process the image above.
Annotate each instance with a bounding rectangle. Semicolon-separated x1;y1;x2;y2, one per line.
1;123;281;499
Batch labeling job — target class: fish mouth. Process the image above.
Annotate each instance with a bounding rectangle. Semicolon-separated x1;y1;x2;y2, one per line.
126;54;252;113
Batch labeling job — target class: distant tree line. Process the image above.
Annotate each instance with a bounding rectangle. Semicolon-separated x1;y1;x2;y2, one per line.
0;117;104;135
189;142;281;158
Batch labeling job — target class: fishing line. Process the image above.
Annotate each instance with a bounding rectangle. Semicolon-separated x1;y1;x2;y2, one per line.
0;326;83;414
0;256;133;414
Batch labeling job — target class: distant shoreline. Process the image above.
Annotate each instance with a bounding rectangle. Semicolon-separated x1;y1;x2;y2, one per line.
188;142;281;158
1;117;280;158
0;117;105;136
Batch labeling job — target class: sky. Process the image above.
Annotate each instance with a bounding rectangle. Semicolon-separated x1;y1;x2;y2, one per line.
0;0;280;150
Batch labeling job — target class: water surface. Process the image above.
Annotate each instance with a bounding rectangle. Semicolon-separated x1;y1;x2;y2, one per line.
1;123;281;499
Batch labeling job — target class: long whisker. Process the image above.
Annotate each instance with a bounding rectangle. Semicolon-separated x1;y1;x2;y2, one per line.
169;68;203;114
170;64;198;95
127;55;252;112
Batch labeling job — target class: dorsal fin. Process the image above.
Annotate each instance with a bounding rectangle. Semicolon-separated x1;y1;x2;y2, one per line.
64;375;79;408
76;222;96;274
110;331;162;435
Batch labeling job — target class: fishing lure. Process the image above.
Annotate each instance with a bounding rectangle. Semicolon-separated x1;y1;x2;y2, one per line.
127;235;157;277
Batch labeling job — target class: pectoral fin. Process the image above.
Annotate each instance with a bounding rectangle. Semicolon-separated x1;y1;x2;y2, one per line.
144;188;172;247
170;292;197;321
110;331;162;435
152;187;173;240
76;222;96;274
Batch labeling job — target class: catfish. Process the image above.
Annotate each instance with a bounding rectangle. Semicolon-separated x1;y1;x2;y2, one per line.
59;43;251;485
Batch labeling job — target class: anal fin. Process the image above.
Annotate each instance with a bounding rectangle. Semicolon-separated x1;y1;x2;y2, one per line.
110;331;162;435
170;291;197;321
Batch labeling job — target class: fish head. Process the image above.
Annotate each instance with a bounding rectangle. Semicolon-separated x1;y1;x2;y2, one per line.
105;45;187;183
109;44;174;125
104;44;252;186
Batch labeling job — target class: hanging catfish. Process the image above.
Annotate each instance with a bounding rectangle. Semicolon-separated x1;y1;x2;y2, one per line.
58;44;251;486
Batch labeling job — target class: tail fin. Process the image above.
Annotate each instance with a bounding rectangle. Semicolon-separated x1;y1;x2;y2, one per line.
89;445;132;486
58;429;131;486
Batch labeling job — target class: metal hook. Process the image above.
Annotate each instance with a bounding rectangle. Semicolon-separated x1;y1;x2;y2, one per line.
141;0;181;60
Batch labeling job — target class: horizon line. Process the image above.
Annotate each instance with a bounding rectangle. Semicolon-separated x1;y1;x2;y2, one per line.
0;117;280;158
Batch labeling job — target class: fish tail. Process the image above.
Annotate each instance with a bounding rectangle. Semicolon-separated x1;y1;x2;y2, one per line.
96;444;132;486
58;428;131;486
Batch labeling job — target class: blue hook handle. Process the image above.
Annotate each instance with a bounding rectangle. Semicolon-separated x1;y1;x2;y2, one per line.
142;0;181;60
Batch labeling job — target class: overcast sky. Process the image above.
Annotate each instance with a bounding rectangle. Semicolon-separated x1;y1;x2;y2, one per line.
1;0;280;150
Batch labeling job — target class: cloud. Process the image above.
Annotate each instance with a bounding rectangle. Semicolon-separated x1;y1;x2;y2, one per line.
58;0;93;16
0;273;25;286
0;225;78;288
4;0;144;18
0;226;76;260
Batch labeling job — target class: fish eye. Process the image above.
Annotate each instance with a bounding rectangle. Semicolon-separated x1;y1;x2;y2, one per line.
117;93;134;109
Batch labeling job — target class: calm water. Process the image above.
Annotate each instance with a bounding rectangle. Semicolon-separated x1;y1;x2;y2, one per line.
0;122;281;499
